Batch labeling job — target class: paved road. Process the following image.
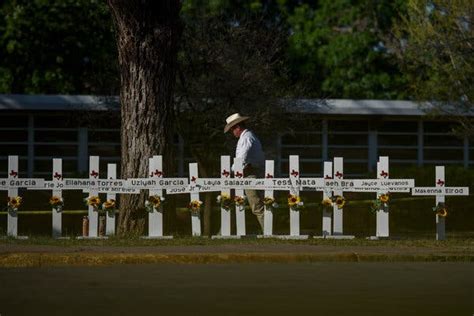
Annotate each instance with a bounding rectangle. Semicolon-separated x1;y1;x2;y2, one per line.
0;262;472;316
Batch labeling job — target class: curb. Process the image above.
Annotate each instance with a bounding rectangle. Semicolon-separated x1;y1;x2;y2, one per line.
1;252;473;267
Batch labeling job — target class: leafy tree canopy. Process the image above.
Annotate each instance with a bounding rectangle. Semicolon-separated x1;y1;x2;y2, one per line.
286;0;408;99
393;0;474;136
0;0;118;94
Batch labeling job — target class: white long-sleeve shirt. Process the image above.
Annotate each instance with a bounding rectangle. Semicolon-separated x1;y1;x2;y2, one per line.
235;129;265;170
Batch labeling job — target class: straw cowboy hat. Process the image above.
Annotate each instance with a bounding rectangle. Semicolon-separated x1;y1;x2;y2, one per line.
224;113;249;133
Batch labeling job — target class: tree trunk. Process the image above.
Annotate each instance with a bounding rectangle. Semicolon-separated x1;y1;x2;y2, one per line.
107;0;182;235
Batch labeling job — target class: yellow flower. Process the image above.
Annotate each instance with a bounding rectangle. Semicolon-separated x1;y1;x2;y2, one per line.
436;208;448;217
322;198;333;207
103;199;116;210
86;196;101;207
218;193;232;209
334;195;345;209
220;193;231;201
189;200;203;212
379;194;389;203
8;196;22;208
49;196;63;206
288;194;301;207
148;195;161;208
234;196;246;206
263;197;275;206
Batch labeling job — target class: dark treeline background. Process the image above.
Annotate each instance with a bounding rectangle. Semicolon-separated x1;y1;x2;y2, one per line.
0;0;408;99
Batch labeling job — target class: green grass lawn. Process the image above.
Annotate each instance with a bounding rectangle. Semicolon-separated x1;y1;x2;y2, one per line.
2;232;474;248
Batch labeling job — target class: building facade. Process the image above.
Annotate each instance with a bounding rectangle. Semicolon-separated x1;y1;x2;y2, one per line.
0;95;471;178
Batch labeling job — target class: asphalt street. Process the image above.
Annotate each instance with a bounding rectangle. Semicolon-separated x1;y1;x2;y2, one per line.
0;262;472;316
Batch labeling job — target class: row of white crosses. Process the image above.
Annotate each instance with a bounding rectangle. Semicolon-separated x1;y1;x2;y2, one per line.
167;155;414;239
1;155;469;240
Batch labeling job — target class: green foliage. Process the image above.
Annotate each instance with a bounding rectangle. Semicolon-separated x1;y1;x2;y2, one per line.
176;7;288;174
0;0;413;99
286;0;408;98
0;0;118;94
393;0;474;137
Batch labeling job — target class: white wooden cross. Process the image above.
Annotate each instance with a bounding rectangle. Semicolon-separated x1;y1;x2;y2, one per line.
411;166;469;240
319;157;411;239
258;155;315;239
376;156;390;238
189;163;202;236
323;157;354;239
262;160;275;236
29;158;65;238
299;156;414;239
87;156;100;238
289;155;301;236
166;159;231;237
0;155;44;238
105;163;117;236
145;155;173;239
211;156;240;239
332;157;344;235
51;156;102;239
219;156;232;237
25;158;73;238
321;161;333;237
260;155;308;239
73;156;116;239
51;158;64;238
79;157;140;239
233;158;246;236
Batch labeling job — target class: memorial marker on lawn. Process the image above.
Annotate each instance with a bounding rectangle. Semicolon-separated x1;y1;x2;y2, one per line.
332;157;345;236
322;161;333;237
84;156;100;238
287;155;309;239
262;160;275;237
219;156;233;237
318;157;413;239
234;158;246;236
51;158;65;238
189;163;202;236
375;157;389;238
299;156;414;238
212;156;240;239
1;155;44;238
325;157;354;239
105;163;117;236
411;166;469;240
143;156;173;239
2;153;469;241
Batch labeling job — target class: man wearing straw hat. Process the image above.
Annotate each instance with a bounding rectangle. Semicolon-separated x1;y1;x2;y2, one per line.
224;113;265;232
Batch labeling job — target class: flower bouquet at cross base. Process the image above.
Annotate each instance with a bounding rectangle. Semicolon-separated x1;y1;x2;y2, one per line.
370;193;390;213
7;196;22;212
216;193;232;210
102;199;117;216
288;194;304;210
145;195;165;213
263;196;279;209
188;200;203;214
49;196;64;212
84;196;101;212
433;202;448;217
